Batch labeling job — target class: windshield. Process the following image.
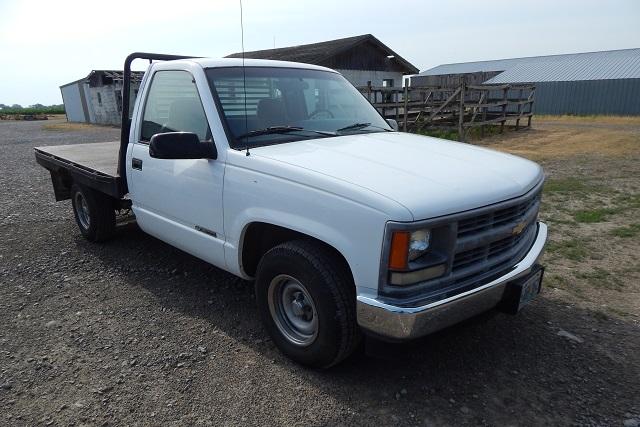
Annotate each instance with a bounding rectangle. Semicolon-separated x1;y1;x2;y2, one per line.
206;67;392;148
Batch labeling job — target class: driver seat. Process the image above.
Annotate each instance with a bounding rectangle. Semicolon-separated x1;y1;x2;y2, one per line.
257;98;286;128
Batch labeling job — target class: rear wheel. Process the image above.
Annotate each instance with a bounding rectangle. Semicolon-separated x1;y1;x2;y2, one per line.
255;240;360;368
70;184;116;242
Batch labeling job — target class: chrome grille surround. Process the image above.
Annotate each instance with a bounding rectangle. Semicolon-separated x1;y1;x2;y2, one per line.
379;179;543;308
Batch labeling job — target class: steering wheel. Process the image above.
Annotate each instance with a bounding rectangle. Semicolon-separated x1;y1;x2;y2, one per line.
308;109;334;119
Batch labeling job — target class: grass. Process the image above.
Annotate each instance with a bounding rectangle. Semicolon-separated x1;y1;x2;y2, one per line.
476;115;640;319
544;177;591;193
546;239;590;261
414;128;459;141
544;274;571;290
575;268;624;291
610;223;640;238
573;207;622;223
615;194;640;209
543;177;613;197
43;122;98;132
535;114;640;125
413;125;506;142
571;193;640;223
476;117;640;160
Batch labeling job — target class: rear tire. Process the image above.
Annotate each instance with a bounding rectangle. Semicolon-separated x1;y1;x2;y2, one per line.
255;240;360;368
70;184;116;242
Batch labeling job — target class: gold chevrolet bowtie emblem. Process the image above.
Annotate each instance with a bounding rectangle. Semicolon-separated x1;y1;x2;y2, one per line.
512;221;527;235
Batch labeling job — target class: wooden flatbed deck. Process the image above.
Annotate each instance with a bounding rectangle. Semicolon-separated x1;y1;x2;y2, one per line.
34;141;123;199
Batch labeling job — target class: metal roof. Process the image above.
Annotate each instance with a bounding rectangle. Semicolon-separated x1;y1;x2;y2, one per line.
60;70;144;89
420;48;640;82
87;70;145;83
226;34;419;74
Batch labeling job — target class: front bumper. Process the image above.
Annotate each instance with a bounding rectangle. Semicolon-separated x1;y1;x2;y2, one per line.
356;222;548;340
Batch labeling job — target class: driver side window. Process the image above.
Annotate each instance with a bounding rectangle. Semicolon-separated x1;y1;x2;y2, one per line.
141;71;210;142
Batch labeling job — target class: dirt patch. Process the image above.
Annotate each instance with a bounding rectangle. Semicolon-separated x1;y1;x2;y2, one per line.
478;117;640;320
42;121;110;132
475;118;640;161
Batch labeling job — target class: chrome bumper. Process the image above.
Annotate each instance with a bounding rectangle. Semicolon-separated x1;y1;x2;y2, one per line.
356;222;548;340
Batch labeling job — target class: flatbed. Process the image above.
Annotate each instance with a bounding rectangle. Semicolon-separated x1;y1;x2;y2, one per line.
34;141;123;200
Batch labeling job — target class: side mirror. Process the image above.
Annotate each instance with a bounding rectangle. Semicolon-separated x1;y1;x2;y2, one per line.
386;119;399;131
149;132;217;160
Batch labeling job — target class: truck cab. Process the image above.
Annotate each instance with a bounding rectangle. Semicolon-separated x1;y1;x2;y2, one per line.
35;53;547;368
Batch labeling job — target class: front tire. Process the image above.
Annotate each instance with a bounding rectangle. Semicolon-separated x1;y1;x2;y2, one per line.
70;184;116;242
255;240;360;368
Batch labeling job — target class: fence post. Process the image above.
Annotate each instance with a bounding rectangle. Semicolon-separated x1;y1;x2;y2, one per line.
500;86;508;134
403;85;409;132
395;89;399;123
516;87;523;130
528;85;535;128
458;79;465;142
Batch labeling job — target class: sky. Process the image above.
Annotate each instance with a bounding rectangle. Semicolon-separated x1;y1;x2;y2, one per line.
0;0;639;106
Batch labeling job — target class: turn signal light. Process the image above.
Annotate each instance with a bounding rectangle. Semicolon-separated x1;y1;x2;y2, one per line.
389;231;410;270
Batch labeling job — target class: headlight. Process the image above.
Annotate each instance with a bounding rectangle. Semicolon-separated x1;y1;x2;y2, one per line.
387;227;445;286
408;229;430;261
388;228;431;270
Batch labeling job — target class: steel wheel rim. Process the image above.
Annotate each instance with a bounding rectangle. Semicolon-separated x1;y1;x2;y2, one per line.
268;274;318;347
74;192;90;229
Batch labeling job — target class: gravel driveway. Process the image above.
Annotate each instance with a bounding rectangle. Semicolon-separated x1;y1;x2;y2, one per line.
1;119;639;426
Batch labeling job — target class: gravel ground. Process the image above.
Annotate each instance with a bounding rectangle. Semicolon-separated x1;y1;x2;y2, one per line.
1;118;639;426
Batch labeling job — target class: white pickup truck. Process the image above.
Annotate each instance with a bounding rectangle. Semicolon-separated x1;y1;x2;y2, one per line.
35;53;547;368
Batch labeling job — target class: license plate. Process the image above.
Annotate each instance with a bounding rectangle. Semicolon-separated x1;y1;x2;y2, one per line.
518;269;543;310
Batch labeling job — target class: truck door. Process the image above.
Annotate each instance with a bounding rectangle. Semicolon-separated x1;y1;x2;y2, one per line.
126;70;226;268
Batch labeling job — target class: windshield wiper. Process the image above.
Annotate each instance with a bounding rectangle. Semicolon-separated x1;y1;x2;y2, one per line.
336;122;393;133
236;126;304;139
236;126;336;140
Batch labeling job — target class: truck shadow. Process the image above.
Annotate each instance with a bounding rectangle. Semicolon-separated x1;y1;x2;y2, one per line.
92;224;639;425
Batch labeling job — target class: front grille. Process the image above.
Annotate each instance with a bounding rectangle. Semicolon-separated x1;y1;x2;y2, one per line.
452;221;536;272
379;183;543;307
457;191;540;237
452;190;540;277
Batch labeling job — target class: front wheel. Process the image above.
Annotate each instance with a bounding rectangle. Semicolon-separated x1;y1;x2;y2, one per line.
70;184;116;242
255;240;360;368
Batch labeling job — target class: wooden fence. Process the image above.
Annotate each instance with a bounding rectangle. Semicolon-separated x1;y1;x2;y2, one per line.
357;82;535;141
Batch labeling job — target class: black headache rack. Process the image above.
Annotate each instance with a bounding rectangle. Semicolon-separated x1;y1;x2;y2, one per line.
118;52;200;194
35;53;200;201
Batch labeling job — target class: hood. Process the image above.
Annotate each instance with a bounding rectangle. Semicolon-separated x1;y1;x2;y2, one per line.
251;132;543;220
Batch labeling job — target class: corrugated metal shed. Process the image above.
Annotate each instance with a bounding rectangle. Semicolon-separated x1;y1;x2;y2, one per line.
417;48;640;115
420;48;640;80
486;52;640;83
533;80;640;115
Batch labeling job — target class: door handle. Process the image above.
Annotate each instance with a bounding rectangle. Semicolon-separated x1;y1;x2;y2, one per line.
132;158;143;170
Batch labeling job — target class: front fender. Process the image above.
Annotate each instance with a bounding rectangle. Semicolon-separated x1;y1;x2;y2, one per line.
222;161;396;292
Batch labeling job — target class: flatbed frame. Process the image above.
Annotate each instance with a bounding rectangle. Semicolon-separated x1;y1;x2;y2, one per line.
34;141;122;200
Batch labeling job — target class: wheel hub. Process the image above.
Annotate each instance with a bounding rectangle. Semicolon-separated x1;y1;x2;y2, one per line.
291;295;306;317
268;274;319;347
74;192;90;229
